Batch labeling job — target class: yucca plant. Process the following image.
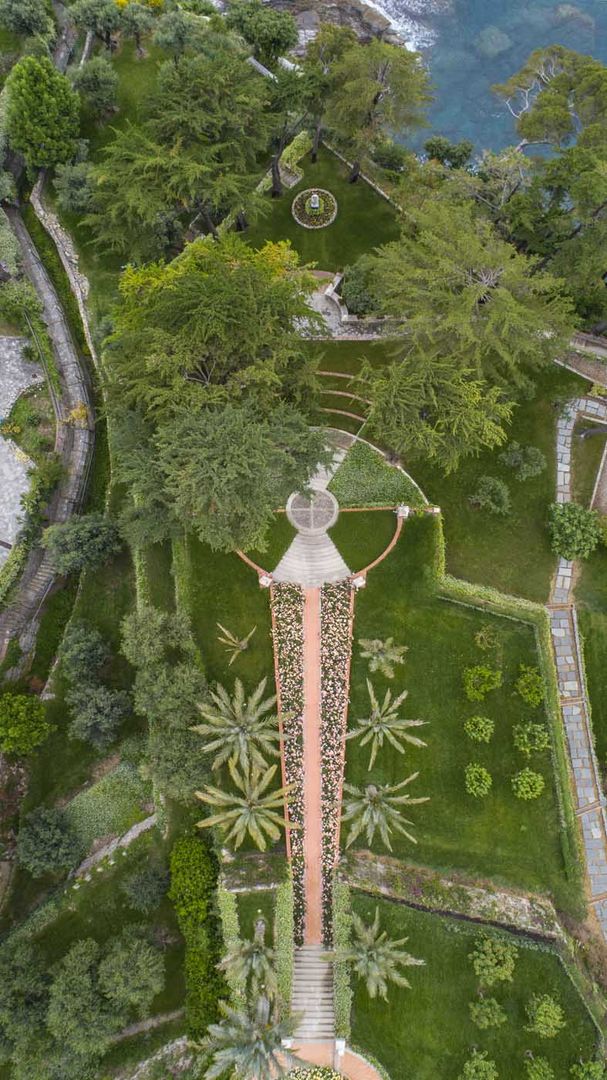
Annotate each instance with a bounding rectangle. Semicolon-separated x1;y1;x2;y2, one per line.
359;637;408;679
196;760;290;851
193;677;280;772
219;917;278;1000
342;773;429;851
217;622;257;666
202;996;299;1080
338;907;424;999
347;678;427;769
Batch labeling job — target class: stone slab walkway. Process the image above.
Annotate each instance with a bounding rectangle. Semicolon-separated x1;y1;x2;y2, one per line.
549;394;607;938
0;337;43;566
273;452;352;588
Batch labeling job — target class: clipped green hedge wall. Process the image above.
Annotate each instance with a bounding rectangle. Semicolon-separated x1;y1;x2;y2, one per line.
333;880;353;1038
275;875;294;1011
169;834;225;1037
218;886;245;1003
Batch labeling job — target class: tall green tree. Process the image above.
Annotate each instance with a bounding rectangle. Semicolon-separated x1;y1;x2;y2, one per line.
219;919;278;1000
226;0;297;66
325;38;431;181
0;0;52;38
98;933;165;1018
72;56;118;117
302;23;357;160
119;0;153;55
46;940;120;1062
202;997;296;1080
6;56;79;169
71;0;121;49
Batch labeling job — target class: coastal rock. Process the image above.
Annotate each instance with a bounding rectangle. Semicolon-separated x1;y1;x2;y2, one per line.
267;0;434;52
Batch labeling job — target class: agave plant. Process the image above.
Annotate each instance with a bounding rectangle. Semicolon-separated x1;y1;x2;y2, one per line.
347;679;427;769
193;677;280;772
219;917;278;1000
338;907;424;999
202;996;299;1080
196;760;290;851
342;773;429;851
359;637;408;679
217;622;257;666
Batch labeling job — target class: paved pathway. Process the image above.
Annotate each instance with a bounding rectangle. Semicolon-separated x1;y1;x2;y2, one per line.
0;337;43;566
274;452;352;588
302;587;323;946
549;394;607;937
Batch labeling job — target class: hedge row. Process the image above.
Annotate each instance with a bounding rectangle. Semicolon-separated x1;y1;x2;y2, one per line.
217;887;245;1004
333;880;353;1039
169;834;226;1038
275;876;294;1012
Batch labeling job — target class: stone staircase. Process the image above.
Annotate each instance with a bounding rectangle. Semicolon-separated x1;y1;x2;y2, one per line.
291;945;335;1041
273;534;350;588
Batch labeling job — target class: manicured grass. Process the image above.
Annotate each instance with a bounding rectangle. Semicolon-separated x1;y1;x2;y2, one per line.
350;894;598;1080
314;338;397;376
572;421;607;507
244;148;400;272
6;385;54;464
329;441;425;509
139;540;176;613
245;514;297;572
411;367;589;602
330;510;397;574
175;534;275;689
344;515;577;911
237;889;275;938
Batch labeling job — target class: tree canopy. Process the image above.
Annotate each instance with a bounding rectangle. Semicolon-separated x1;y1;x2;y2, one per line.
6;56;79;169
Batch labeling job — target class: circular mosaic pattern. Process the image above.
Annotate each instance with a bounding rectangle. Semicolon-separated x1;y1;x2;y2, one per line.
291;187;338;229
286;489;339;535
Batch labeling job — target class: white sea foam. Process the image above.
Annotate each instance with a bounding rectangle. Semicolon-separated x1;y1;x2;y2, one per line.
361;0;452;51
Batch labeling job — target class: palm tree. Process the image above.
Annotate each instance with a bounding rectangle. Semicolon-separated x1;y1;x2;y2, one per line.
193;677;280;772
219;916;278;1000
196;760;290;851
347;679;427;770
216;622;257;666
341;773;429;851
202;996;299;1080
338;907;424;999
359;637;408;679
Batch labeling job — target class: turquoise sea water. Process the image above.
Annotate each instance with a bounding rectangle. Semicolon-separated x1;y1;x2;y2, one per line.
408;0;607;149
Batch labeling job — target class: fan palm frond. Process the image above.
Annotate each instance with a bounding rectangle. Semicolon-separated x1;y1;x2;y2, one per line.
192;676;280;771
347;678;427;769
342;773;429;851
196;760;290;851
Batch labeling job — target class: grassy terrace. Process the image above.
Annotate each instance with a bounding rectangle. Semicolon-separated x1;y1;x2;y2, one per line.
245;147;399;271
343;515;579;912
351;894;598;1080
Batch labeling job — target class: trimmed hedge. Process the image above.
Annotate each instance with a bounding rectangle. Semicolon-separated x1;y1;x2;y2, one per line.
333;880;353;1038
217;886;245;1003
275;875;294;1011
169;834;225;1037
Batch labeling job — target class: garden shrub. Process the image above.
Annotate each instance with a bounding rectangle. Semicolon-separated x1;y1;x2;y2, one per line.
515;665;545;708
60;622;109;683
333;881;353;1038
463;665;502;701
499;441;547;481
217;887;244;1002
0;693;53;755
512;768;545;801
469;476;511;515
525;993;566;1038
526;1060;555;1080
459;1049;499;1079
169;835;225;1037
469;934;517;987
43;514;122;575
548;502;602;561
16;806;83;876
474;624;501;652
513;722;550;757
465;763;492;798
341;256;376;316
469;996;507;1029
463;715;494;744
120;861;169;914
570;1063;606;1079
66;683;130;750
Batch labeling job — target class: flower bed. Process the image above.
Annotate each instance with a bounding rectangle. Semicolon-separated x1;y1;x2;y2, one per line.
292;188;338;229
271;584;306;943
320;582;354;944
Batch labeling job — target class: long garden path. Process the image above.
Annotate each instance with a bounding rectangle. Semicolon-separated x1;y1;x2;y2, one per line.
549;394;607;937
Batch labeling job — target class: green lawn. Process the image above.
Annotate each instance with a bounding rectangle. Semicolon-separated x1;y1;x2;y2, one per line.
244;148;400;272
328;441;426;509
329;510;397;573
410;367;589;602
350;894;598;1080
344;515;578;912
174;533;275;689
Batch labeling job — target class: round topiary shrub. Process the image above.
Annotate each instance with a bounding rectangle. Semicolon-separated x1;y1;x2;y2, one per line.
458;1049;499;1080
464;715;495;743
463;665;503;702
465;763;493;798
291;188;338;229
525;993;566;1038
0;692;54;755
512;767;545;800
469;996;507;1029
515;664;545;707
513;722;550;757
469;933;517;986
548;502;602;560
469;476;511;515
526;1059;555;1080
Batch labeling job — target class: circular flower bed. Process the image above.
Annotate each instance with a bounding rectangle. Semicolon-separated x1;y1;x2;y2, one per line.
287;1070;343;1080
292;188;338;229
